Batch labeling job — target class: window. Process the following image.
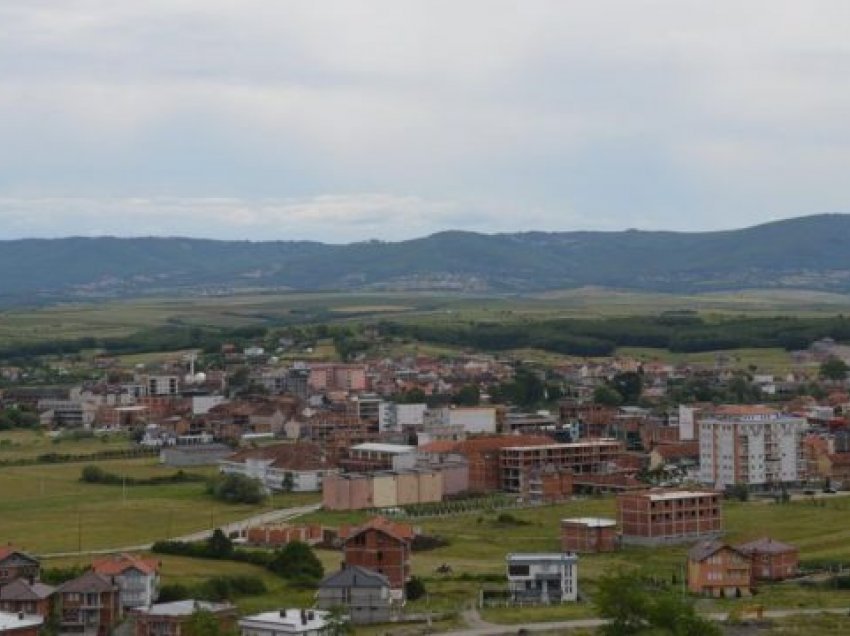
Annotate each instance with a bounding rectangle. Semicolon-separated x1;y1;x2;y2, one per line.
508;564;530;577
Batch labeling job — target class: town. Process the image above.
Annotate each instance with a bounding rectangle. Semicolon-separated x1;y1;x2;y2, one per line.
2;323;850;635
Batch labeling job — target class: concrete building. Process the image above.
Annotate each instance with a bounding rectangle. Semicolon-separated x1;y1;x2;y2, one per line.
316;566;392;625
238;609;330;636
340;443;417;472
506;553;578;604
698;406;808;489
378;402;426;433
560;518;618;553
322;468;445;511
687;541;752;597
130;600;237;636
617;489;723;546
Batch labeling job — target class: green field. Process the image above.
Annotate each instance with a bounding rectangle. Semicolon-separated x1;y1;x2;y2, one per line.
0;458;318;554
0;429;137;462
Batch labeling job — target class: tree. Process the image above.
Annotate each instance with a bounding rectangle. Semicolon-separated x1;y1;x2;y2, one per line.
183;610;236;636
595;571;720;636
593;385;623;407
206;529;234;558
820;356;849;382
405;575;427;601
206;474;266;504
610;372;643;404
453;384;481;407
267;541;324;586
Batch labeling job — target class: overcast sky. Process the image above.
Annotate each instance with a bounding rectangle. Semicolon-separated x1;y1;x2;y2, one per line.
1;1;849;242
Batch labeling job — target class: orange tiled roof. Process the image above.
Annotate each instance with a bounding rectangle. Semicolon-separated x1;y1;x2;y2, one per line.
92;553;160;576
339;516;416;543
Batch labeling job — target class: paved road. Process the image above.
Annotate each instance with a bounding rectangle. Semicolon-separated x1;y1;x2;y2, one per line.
440;606;850;635
37;502;321;559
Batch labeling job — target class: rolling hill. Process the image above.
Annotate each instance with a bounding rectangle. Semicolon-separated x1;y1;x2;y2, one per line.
3;214;850;304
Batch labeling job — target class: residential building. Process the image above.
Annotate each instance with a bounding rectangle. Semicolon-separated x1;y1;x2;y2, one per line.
698;406;808;489
0;611;42;636
506;553;578;604
316;566;392;625
560;518;618;553
500;440;622;494
736;537;799;581
91;554;160;609
378;402;426;433
56;570;121;636
219;442;334;492
339;443;417;473
0;548;39;588
687;541;752;597
238;609;330;636
0;579;54;619
130;600;237;636
340;517;414;594
617;489;723;546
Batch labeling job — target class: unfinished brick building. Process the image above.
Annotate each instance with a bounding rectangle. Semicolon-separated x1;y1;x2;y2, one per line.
617;489;723;546
560;518;618;553
500;440;623;493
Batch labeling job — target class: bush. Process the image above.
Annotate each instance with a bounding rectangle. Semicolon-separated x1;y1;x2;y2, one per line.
157;584;191;602
267;541;324;586
405;576;427;601
206;473;266;504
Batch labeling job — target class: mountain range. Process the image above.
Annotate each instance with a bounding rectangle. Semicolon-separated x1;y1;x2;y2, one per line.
3;214;850;304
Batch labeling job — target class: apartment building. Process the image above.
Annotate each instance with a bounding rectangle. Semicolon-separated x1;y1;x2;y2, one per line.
617;489;723;546
698;406;808;489
500;440;622;493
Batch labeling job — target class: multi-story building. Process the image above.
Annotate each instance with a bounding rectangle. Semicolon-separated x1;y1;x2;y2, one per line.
91;554;160;609
219;442;334;492
0;579;54;620
506;553;578;604
0;548;40;588
736;537;798;581
560;518;618;553
500;440;622;493
322;468;445;511
340;517;414;595
617;489;723;546
687;541;752;597
339;443;417;473
55;571;122;636
129;600;236;636
698;406;808;489
316;566;392;625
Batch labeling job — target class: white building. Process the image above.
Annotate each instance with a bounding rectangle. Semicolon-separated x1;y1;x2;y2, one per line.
239;609;330;636
378;402;427;433
698;406;808;489
218;443;334;493
506;553;578;603
0;611;43;632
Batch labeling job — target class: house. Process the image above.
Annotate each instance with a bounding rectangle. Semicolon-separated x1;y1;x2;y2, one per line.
617;489;723;546
316;566;392;625
340;517;414;595
238;609;330;636
129;599;237;636
56;570;121;636
687;541;752;597
506;553;578;604
560;518;618;553
219;442;334;492
91;554;160;609
0;579;54;619
736;537;799;581
0;611;42;636
0;548;40;587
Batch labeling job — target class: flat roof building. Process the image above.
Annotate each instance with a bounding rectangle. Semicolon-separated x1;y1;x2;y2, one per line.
617;489;722;546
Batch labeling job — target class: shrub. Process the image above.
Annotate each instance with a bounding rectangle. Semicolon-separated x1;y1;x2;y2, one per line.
206;473;266;504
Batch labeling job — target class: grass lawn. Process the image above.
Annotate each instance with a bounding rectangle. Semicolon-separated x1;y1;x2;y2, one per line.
0;429;136;462
0;458;319;553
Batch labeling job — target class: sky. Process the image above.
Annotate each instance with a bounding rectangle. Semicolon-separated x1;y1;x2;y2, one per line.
2;1;850;242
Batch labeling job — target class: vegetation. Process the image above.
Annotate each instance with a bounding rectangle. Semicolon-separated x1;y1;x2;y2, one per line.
267;541;325;587
80;465;205;486
206;473;267;504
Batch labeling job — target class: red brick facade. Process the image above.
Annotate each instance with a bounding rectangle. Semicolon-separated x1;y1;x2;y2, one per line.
561;518;618;553
617;489;722;545
340;518;413;591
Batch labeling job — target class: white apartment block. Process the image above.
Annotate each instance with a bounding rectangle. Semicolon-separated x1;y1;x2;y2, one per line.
698;407;808;489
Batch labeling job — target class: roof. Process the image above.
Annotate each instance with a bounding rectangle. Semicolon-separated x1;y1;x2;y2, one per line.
340;516;416;543
239;609;329;630
57;571;116;594
223;442;328;471
561;517;617;528
652;442;700;460
506;553;577;563
421;434;558;455
0;611;43;630
688;541;742;562
350;443;416;454
92;554;160;577
736;537;797;555
0;546;36;565
320;566;390;589
0;579;55;601
502;440;621;452
826;453;850;467
132;600;235;617
713;405;779;417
